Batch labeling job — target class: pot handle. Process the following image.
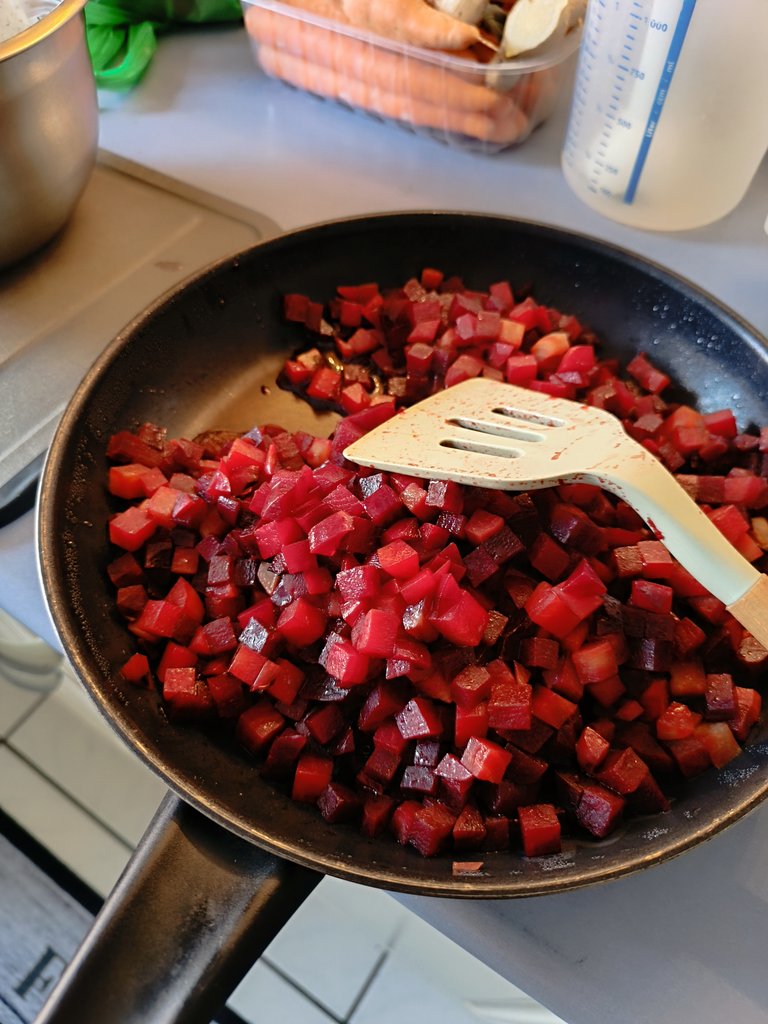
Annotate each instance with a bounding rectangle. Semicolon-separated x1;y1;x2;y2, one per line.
36;791;322;1024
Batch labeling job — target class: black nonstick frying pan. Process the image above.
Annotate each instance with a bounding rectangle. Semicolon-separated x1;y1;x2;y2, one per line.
36;213;768;1024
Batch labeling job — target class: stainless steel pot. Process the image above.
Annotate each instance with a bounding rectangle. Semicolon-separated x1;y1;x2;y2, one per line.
0;0;98;269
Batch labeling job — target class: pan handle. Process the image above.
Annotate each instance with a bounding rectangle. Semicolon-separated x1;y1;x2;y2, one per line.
36;791;322;1024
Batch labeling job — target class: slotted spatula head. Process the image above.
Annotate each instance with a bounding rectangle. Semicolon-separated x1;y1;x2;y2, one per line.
344;378;630;490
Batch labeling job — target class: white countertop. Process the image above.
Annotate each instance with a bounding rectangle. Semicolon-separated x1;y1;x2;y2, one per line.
5;22;768;1024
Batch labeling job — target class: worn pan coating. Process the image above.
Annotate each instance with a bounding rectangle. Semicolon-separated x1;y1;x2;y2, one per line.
37;213;768;1023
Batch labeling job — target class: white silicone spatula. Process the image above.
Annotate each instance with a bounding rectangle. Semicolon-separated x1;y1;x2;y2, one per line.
344;377;768;648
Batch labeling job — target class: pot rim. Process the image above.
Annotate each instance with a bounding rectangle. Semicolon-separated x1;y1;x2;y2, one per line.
0;0;87;63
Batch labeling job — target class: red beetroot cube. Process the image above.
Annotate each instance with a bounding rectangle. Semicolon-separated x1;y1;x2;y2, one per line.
425;479;464;514
358;681;409;732
318;782;362;823
359;747;401;791
237;701;285;754
571;637;619;684
400;765;439;796
434;753;474;811
488;679;533;732
325;639;370;687
303;704;345;745
362;484;402;527
483;815;511;851
351;608;400;658
207;674;247;718
361;794;395;837
669;659;707;698
430;582;488;647
276;597;328;646
261;730;307;779
665;735;712;778
461;736;512;783
531;686;577;730
575;781;625;839
518;804;562;858
292;753;334;803
575;725;610;773
377;540;420;580
395;696;444;739
694;722;742;768
391;799;421;844
408;800;456;857
120;652;151;687
524;582;581;640
629;579;674;615
308;511;354;556
455;702;489;748
595;748;649;795
453;804;487;850
730;686;761;741
704;673;736;721
656;701;700;741
450;665;492;708
335;563;380;601
162;668;214;720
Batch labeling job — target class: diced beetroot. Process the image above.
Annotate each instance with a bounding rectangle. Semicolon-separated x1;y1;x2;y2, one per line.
292;753;334;802
454;702;489;748
571;637;619;684
518;803;561;858
665;735;712;778
452;803;487;849
109;506;157;552
120;652;151;686
595;748;649;794
361;794;395;837
450;665;491;708
656;701;700;741
318;782;362;823
236;701;285;754
395;697;444;740
203;673;245;718
408;800;456;857
575;781;625;839
575;725;610;773
325;639;370;686
729;686;761;741
261;729;307;778
694;722;742;769
461;736;512;783
276;598;327;646
669;659;707;698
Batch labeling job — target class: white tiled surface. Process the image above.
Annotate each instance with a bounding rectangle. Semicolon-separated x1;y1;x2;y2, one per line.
0;612;567;1024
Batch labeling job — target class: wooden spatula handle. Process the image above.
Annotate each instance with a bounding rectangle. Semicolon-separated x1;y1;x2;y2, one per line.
727;575;768;651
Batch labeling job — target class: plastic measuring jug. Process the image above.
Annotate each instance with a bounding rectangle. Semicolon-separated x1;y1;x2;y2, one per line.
561;0;768;231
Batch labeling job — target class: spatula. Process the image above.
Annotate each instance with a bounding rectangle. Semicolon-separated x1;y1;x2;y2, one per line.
344;377;768;648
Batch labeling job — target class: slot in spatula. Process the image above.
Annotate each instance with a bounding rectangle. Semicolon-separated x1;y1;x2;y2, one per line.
344;377;768;648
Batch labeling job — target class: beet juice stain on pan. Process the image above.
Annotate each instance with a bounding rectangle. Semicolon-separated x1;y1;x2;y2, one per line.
37;213;768;1024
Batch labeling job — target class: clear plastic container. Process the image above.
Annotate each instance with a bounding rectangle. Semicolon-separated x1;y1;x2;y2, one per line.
241;0;581;153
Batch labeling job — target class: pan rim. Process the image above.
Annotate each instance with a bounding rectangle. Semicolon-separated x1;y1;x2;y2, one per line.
36;210;768;898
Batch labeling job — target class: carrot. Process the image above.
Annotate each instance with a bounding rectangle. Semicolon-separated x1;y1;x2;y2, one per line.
244;6;503;113
255;42;529;144
339;0;482;49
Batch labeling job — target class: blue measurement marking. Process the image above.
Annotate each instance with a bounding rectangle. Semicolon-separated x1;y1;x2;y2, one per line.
624;0;698;204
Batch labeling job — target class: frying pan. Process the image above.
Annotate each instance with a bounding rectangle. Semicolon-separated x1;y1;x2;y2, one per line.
36;212;768;1024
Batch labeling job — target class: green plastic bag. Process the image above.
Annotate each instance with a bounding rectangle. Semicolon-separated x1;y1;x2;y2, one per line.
85;0;242;91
